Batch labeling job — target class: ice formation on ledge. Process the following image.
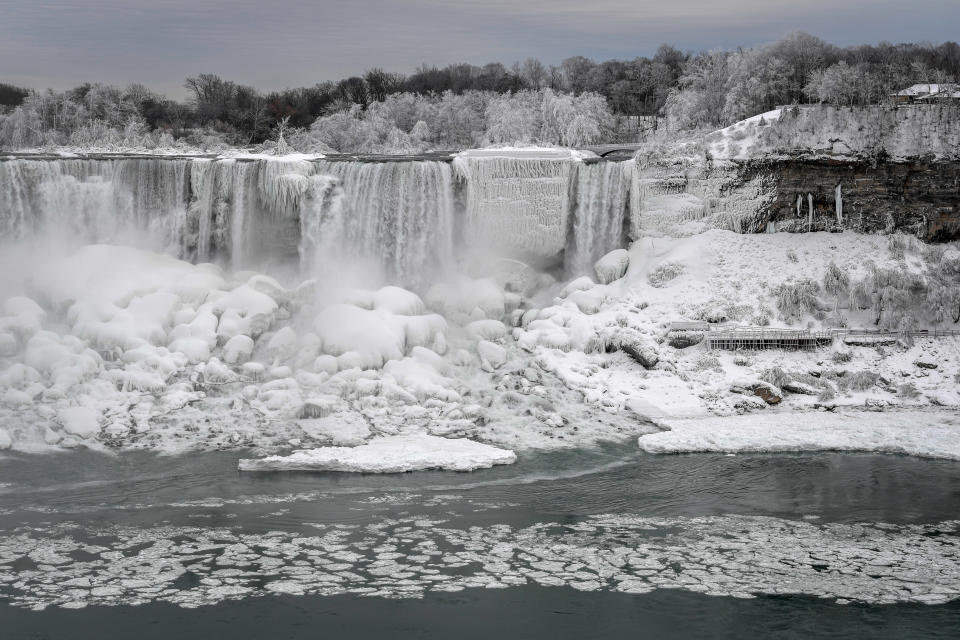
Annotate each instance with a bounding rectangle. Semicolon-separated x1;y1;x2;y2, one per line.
454;149;579;260
238;434;517;472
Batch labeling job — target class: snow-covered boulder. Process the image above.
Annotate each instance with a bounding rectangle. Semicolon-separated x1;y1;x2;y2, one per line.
466;319;507;342
314;304;405;368
372;286;425;316
223;334;255;364
594;249;630;284
477;340;507;371
425;277;505;323
731;379;783;405
59;406;101;439
238;434;516;473
615;329;659;369
560;276;595;298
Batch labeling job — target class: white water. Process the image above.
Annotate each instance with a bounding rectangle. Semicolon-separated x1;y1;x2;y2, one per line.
312;160;456;287
1;154;633;283
566;160;632;275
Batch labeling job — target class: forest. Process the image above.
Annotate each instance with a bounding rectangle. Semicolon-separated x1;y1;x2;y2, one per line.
1;33;958;153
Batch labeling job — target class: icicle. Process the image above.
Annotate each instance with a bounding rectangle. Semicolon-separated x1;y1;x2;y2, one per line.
835;183;843;224
455;153;573;259
796;193;802;217
807;193;814;232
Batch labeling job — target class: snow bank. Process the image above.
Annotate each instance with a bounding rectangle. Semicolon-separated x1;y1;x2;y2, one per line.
639;411;960;460
238;434;517;472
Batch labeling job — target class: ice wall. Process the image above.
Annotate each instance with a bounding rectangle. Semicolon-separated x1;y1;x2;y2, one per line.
454;151;574;263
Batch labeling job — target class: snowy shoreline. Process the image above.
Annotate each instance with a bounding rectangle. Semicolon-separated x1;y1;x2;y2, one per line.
638;409;960;460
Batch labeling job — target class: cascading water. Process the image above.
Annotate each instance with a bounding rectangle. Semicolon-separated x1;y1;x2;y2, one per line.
566;160;632;276
0;158;191;252
1;153;638;286
311;160;455;287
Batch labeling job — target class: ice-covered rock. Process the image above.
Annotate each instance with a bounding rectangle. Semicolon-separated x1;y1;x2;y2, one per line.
477;340;507;371
372;286;425;316
560;276;595;298
615;329;659;369
594;249;630;284
58;406;101;439
466;319;507;342
314;304;405;368
425;278;504;323
238;434;516;472
731;379;782;405
223;334;255;364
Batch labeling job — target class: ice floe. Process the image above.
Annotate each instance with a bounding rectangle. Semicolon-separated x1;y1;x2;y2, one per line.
238;434;517;472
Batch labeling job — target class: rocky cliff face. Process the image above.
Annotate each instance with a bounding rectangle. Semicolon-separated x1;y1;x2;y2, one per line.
738;159;960;241
632;156;960;242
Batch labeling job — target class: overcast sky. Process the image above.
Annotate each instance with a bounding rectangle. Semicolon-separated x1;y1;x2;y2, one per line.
1;0;958;98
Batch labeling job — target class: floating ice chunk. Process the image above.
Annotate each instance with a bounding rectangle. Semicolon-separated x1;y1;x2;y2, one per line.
477;340;507;370
239;434;516;472
594;249;630;284
59;406;101;439
223;335;254;364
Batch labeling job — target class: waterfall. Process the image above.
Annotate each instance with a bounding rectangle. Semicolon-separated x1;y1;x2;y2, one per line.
312;160;455;287
297;174;345;276
566;160;632;276
0;158;190;252
453;151;573;262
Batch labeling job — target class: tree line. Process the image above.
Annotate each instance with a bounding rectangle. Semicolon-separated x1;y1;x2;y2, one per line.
1;33;957;151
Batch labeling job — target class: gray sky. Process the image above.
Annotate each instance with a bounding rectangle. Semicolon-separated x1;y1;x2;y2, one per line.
1;0;958;98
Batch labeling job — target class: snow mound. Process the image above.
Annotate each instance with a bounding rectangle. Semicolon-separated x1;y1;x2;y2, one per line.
639;411;960;460
238;434;517;473
594;248;630;284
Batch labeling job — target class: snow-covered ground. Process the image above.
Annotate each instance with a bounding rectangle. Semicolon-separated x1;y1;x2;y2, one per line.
640;410;960;460
0;224;957;466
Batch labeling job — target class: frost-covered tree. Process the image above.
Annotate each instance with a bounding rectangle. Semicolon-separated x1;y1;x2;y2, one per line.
822;260;850;313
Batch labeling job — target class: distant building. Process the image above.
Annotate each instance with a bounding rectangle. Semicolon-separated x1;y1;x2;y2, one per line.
891;83;960;104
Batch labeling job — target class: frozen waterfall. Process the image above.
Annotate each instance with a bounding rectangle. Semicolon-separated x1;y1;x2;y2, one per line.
0;153;637;285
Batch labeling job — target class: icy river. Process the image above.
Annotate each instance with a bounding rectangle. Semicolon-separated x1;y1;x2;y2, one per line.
2;446;959;638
